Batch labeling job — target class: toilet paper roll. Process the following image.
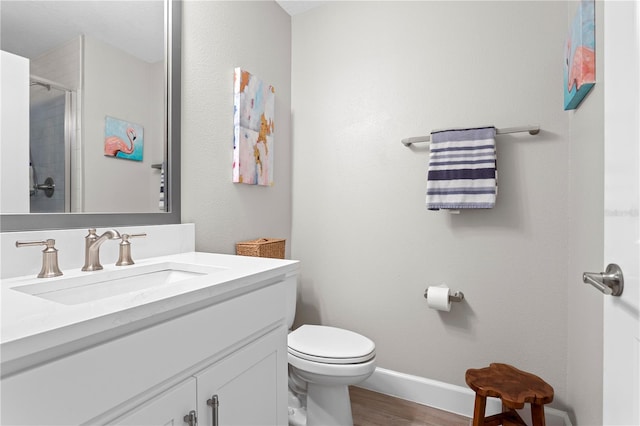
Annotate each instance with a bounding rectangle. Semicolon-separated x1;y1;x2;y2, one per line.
427;285;451;312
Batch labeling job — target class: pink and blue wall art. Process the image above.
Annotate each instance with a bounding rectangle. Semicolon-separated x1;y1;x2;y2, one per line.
104;116;144;161
563;0;595;110
233;68;275;186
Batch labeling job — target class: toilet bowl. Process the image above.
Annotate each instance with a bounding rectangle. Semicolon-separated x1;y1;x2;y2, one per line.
287;324;376;426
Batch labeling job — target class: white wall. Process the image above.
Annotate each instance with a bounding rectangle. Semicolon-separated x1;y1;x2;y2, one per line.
178;0;603;422
291;0;575;414
181;1;292;255
0;51;29;213
565;0;605;423
83;36;164;213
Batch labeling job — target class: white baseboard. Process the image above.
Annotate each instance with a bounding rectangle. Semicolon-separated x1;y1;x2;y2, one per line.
358;367;573;426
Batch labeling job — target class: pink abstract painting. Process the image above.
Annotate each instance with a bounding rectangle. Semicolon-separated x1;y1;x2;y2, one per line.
233;68;275;186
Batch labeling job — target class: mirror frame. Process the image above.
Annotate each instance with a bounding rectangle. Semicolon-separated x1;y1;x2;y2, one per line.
0;0;181;232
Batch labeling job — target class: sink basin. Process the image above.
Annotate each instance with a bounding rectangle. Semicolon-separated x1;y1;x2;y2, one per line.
11;262;227;305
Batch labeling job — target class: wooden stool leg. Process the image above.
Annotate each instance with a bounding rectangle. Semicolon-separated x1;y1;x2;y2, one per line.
472;394;487;426
501;401;512;426
531;403;546;426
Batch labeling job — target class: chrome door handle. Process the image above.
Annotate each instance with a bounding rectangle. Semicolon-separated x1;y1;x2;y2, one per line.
583;263;624;296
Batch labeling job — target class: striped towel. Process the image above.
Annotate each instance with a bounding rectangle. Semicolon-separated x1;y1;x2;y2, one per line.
159;162;165;210
426;127;497;210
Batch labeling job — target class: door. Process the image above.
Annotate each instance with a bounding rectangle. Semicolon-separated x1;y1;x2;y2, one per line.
603;1;640;424
195;329;287;426
28;80;74;213
111;378;196;426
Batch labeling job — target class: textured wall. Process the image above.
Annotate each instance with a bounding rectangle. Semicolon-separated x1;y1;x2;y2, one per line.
83;36;164;213
565;0;605;423
179;1;605;422
181;1;292;255
291;0;575;410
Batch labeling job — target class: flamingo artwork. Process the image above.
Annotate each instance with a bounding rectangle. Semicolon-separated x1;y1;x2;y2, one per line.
563;0;595;110
567;45;595;94
103;117;144;161
104;127;136;156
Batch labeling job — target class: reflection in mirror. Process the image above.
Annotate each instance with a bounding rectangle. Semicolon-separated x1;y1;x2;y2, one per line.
0;0;181;231
29;78;74;213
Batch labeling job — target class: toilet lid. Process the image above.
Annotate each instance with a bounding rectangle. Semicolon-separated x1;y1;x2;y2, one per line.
288;325;376;364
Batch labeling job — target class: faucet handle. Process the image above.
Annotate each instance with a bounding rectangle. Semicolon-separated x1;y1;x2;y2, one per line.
128;233;147;239
116;233;147;266
16;239;63;278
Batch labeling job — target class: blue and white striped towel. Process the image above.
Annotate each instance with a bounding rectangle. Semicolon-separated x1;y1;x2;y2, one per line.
159;162;165;211
426;126;497;210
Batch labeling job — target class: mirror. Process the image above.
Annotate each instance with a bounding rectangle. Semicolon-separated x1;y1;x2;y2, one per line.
0;0;181;231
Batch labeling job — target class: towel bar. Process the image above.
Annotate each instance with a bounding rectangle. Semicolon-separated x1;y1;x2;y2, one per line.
401;125;540;147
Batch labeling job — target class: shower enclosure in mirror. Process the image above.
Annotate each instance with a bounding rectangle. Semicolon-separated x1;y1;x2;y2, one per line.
29;76;76;214
1;0;175;221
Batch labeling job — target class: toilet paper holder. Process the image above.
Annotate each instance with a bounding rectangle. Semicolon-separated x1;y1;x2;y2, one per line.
423;289;465;303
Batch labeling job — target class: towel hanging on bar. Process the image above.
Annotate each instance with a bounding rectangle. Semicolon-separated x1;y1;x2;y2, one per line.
426;127;497;210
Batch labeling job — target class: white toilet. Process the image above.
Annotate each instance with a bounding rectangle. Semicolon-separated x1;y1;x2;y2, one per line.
286;278;376;426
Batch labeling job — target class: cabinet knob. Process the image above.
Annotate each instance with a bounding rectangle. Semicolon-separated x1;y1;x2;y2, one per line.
183;409;197;426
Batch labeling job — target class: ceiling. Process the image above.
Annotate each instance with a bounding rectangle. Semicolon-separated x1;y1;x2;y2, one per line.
1;1;325;64
0;1;164;63
276;1;327;16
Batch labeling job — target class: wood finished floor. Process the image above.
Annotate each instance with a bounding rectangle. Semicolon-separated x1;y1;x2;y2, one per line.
350;386;470;426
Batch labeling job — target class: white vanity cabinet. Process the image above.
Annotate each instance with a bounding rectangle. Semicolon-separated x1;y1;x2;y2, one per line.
195;328;285;426
114;329;286;426
1;273;291;426
114;378;197;426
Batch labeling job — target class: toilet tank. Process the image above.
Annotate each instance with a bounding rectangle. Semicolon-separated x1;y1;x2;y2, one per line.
284;275;297;330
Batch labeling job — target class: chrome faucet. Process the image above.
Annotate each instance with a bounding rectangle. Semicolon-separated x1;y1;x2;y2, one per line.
82;228;121;271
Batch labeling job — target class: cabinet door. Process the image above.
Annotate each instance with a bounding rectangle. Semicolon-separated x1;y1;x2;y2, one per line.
112;378;196;426
196;328;287;426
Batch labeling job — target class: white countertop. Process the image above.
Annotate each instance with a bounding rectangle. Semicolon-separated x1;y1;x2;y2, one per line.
1;252;298;375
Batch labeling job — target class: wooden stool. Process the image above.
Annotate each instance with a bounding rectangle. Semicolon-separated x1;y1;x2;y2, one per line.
465;363;554;426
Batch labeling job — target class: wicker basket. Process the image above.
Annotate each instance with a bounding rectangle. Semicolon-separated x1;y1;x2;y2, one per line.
235;238;285;259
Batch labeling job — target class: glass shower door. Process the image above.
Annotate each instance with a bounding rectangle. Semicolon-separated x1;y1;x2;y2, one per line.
29;78;74;213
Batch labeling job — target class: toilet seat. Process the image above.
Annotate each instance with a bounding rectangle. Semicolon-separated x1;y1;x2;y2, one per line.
288;325;375;364
288;347;375;364
289;351;377;379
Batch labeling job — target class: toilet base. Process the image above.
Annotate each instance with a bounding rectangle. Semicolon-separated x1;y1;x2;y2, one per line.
306;383;353;426
288;388;306;426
